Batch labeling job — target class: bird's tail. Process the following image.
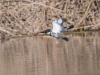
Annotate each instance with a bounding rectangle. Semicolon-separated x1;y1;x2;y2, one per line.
66;25;74;29
63;25;74;31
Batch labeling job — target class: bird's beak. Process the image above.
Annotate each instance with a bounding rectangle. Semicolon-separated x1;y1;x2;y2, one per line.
33;30;46;36
40;31;45;33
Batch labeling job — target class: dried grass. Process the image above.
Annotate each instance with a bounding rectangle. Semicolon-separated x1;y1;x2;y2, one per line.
0;0;100;39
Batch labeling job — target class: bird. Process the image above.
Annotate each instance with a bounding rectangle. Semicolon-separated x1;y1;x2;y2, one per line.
43;18;74;41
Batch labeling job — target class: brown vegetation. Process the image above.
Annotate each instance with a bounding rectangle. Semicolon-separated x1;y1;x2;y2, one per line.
0;0;100;39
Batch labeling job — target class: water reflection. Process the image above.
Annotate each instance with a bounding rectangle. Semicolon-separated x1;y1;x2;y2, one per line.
0;33;100;75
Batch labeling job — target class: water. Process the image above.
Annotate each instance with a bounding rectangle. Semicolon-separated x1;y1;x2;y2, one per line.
0;33;100;75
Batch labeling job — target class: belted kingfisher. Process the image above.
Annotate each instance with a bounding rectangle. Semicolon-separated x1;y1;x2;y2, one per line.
44;18;74;41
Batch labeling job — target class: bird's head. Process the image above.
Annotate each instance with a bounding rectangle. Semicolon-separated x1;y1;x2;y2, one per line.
44;29;51;36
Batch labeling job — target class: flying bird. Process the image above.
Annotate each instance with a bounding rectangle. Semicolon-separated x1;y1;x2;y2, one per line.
43;18;74;41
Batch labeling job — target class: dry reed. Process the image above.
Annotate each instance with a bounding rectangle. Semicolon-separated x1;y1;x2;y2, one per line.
0;0;100;40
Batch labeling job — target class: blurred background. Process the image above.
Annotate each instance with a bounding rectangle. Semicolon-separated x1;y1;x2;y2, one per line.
0;0;100;75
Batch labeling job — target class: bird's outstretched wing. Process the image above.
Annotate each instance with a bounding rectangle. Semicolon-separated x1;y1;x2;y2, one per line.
61;36;69;41
52;18;66;26
52;19;67;33
57;34;69;41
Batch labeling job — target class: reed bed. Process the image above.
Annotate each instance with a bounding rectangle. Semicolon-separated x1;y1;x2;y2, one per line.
0;0;100;41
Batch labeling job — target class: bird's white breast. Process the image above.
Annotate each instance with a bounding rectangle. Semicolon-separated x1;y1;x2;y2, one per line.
52;21;62;33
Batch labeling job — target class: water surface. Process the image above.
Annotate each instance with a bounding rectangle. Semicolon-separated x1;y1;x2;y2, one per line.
0;33;100;75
